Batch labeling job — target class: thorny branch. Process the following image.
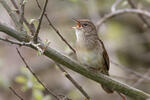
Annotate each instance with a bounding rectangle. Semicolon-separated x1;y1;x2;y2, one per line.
35;0;76;53
16;48;61;100
9;86;24;100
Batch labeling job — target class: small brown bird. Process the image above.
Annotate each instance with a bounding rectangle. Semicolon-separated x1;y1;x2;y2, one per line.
72;19;126;100
72;19;113;93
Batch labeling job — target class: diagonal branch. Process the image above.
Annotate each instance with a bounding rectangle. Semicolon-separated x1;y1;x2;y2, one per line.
34;0;48;43
9;86;24;100
0;22;150;100
127;0;150;28
0;37;89;99
0;0;22;30
56;63;90;100
133;68;150;87
10;0;35;35
16;48;61;100
111;60;150;81
35;0;76;53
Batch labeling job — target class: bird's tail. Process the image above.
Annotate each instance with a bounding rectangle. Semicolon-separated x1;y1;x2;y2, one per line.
101;85;127;100
101;85;114;93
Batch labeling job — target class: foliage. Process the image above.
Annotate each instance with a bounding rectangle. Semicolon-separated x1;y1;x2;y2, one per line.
15;67;51;100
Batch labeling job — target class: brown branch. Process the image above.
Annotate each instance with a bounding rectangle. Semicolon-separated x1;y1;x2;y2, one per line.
0;37;28;46
111;60;150;81
0;23;150;100
133;68;150;87
34;0;48;43
10;0;19;14
111;0;122;12
10;0;35;35
19;0;25;31
35;0;76;53
127;0;150;28
16;48;61;100
56;63;90;100
9;86;24;100
97;9;150;29
0;0;22;30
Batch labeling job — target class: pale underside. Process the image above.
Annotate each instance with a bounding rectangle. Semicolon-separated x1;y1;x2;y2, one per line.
75;30;108;74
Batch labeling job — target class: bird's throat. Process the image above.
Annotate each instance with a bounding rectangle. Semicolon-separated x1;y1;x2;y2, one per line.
75;29;84;41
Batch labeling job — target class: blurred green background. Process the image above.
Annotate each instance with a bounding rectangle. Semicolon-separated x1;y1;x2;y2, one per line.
0;0;150;100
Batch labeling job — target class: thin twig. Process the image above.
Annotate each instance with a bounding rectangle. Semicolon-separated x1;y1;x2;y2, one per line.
16;48;61;100
0;0;22;30
97;9;150;29
34;0;48;43
10;0;19;14
0;23;150;100
111;60;150;81
56;63;90;100
9;86;24;100
127;0;150;28
19;0;25;31
35;0;76;53
0;37;29;46
133;68;150;87
111;0;123;12
10;0;35;34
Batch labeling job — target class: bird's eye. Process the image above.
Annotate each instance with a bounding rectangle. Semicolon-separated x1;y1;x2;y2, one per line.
82;23;88;26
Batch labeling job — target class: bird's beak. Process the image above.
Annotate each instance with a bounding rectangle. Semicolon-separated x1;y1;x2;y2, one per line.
72;18;82;29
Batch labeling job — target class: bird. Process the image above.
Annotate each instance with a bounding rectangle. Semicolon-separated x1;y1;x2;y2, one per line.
72;19;126;100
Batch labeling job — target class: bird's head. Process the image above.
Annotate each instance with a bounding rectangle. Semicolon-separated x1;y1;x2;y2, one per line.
72;19;97;36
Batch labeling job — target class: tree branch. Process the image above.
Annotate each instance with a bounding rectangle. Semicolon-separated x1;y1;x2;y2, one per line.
34;0;48;43
16;48;61;100
10;0;36;35
97;9;150;29
9;86;24;100
19;0;25;32
111;0;122;12
35;0;76;53
0;22;150;100
56;63;90;100
127;0;150;28
0;0;22;30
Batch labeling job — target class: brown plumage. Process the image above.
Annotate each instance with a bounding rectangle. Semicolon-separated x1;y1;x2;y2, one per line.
73;19;127;100
73;19;113;93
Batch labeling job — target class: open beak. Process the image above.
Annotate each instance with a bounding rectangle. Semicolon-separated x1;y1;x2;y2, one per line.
72;18;82;29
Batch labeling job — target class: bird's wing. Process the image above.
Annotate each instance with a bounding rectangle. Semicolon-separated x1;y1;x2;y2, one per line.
98;39;110;71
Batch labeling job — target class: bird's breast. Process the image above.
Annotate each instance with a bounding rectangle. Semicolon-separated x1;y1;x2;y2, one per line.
76;46;103;68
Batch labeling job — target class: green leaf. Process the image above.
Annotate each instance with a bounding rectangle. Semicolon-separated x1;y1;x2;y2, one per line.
33;83;44;91
15;76;27;84
33;89;43;100
37;50;42;56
